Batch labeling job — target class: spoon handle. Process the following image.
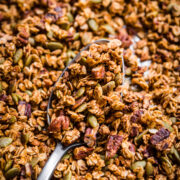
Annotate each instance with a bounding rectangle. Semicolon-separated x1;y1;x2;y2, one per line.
37;143;64;180
38;142;83;180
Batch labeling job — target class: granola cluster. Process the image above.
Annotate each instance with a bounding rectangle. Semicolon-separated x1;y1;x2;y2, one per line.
0;0;179;179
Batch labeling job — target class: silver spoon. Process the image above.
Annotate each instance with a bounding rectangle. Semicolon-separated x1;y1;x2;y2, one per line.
38;39;125;180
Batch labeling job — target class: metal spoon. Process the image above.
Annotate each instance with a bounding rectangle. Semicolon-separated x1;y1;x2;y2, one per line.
38;39;125;180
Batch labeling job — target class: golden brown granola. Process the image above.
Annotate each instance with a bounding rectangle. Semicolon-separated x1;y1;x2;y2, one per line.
0;0;179;179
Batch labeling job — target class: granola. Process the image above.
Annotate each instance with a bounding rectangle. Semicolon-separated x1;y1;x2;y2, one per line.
0;0;179;179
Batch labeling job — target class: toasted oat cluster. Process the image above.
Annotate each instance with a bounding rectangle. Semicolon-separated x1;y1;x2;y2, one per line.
0;0;179;179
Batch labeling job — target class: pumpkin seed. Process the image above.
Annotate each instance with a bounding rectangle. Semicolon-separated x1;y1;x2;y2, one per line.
125;68;132;76
12;93;18;104
28;37;35;46
9;116;17;124
75;103;87;113
5;167;20;179
14;49;23;64
88;19;99;32
30;157;39;167
66;58;72;66
46;42;63;50
169;146;180;164
161;156;172;168
131;160;146;170
21;133;29;145
103;81;115;93
0;137;13;148
90;0;102;3
145;161;154;176
87;115;98;128
25;54;39;66
75;87;85;98
62;153;72;161
134;129;149;144
162;121;173;132
63;171;72;180
4;160;13;172
0;158;5;170
102;24;115;35
169;117;176;124
95;83;103;97
25;90;32;96
73;33;80;40
67;12;74;23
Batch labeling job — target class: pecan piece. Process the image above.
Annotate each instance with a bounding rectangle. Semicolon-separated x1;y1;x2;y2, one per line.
105;135;123;159
49;110;70;131
130;110;144;123
150;128;170;145
92;65;105;80
73;146;94;160
84;128;97;147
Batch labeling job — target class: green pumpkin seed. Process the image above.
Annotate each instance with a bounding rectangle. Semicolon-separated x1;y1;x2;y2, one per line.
131;160;146;170
103;81;115;93
125;68;132;76
0;137;13;148
63;171;72;180
14;49;23;64
9;116;17;124
30;157;39;167
103;24;115;35
134;129;149;145
161;156;172;168
87;115;98;128
88;19;99;32
0;158;6;170
25;90;32;96
62;153;72;161
95;83;103;97
162;121;173;132
67;50;76;58
73;33;80;40
21;133;29;145
75;103;87;113
25;54;39;66
4;160;13;172
66;58;72;66
5;167;20;179
46;42;63;50
28;37;35;46
169;146;180;164
90;0;102;3
12;93;18;104
67;12;74;23
145;161;154;176
75;87;85;98
169;117;176;124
